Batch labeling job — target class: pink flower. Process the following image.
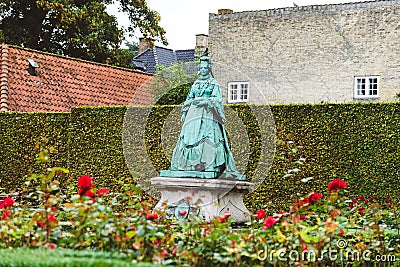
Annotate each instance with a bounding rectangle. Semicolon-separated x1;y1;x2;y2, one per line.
328;179;347;192
1;210;11;220
263;216;279;229
97;188;110;197
47;243;57;250
256;209;267;220
308;192;323;204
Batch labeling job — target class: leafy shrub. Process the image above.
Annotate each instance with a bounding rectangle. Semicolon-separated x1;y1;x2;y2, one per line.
0;248;161;267
0;146;399;266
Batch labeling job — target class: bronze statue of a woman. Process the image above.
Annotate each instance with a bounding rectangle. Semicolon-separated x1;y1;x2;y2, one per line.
161;56;244;180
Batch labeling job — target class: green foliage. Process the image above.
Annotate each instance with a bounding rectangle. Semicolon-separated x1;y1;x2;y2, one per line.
0;248;161;267
124;40;139;55
151;61;197;104
0;0;166;68
0;152;398;266
0;112;70;192
1;103;400;213
67;106;133;193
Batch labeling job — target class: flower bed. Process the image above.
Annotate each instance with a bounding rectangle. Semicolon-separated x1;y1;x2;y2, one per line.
0;147;399;266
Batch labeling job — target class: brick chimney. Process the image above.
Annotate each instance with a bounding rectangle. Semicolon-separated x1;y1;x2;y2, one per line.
195;34;208;57
138;37;154;54
218;9;233;15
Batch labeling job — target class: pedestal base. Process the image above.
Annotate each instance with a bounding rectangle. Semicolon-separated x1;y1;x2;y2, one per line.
150;177;254;223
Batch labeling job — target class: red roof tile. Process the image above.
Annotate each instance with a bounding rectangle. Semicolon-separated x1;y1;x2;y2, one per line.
0;44;154;112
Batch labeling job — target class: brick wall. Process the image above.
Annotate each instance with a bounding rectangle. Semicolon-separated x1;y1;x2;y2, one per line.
209;0;400;104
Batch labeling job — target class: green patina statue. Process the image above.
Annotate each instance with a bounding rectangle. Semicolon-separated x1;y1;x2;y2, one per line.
160;56;245;180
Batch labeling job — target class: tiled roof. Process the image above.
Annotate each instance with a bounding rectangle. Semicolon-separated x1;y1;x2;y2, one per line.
133;46;195;74
154;47;175;68
0;44;154;112
176;50;195;62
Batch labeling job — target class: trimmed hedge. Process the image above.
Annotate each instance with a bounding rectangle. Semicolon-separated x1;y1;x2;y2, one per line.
0;248;161;267
1;103;400;211
0;112;70;192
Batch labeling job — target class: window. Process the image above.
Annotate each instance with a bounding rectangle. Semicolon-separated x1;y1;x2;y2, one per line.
354;76;379;99
227;82;249;103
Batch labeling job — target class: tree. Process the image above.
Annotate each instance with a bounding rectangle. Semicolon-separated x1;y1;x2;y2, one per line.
124;40;139;55
152;61;198;105
0;0;167;68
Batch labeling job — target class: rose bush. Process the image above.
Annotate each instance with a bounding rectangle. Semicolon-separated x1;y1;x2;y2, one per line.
0;146;399;266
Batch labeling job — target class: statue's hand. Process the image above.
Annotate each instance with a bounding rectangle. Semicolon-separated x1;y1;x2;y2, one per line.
181;114;186;122
195;100;208;107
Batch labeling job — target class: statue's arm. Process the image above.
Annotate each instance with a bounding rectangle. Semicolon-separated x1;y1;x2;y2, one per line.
208;82;226;124
181;84;195;122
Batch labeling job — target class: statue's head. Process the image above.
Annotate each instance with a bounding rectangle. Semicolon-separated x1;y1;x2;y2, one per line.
197;56;213;78
198;56;213;70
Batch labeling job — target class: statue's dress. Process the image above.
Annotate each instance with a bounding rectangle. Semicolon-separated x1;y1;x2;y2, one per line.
170;76;239;177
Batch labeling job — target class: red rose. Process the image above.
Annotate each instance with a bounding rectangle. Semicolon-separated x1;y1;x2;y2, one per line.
178;210;187;216
256;209;267;220
308;192;323;204
218;216;228;223
78;174;93;190
37;214;58;228
1;210;11;220
218;211;231;223
147;213;158;220
48;213;58;224
337;228;345;237
328;179;347;192
36;220;45;228
2;197;14;208
78;188;96;198
263;216;279;229
97;188;110;197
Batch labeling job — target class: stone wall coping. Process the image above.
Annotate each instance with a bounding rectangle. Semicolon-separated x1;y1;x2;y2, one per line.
210;0;400;20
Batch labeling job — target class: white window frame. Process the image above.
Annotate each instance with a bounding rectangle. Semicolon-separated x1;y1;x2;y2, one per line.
354;76;380;99
227;81;249;103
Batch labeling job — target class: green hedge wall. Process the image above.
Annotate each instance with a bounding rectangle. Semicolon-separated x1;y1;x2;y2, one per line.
1;103;399;212
0;112;70;192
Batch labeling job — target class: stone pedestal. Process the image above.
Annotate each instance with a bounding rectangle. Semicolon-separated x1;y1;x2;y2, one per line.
150;177;254;223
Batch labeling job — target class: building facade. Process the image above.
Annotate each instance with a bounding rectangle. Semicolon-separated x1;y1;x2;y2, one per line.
208;0;400;104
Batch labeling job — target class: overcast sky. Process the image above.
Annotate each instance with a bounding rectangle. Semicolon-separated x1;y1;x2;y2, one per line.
108;0;367;50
